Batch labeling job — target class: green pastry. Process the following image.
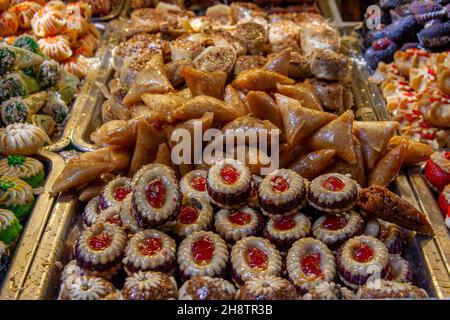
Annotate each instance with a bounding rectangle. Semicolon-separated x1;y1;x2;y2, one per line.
0;46;16;76
0;176;35;221
0;208;22;246
0;92;47;125
13;35;40;54
0;44;43;72
0;72;40;102
43;91;69;124
38;60;61;89
0;156;45;188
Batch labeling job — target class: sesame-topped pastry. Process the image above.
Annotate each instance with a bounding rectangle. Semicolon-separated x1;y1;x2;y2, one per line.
236;276;298;300
206;159;253;209
122;271;178;300
74;223;127;279
178;276;236;300
312;210;364;250
59;275;121;300
0;241;10;280
173;197;213;239
180;170;209;201
82;196;101;228
302;281;354;300
424;151;450;191
258;169;307;217
263;212;311;251
0;155;45;188
132;165;182;228
214;206;264;243
356;280;428;299
99;176;132;211
0;208;22;245
178;231;229;281
385;254;413;283
286;237;336;293
336;235;389;289
122;229;176;276
0;176;35;221
308;173;359;213
230;236;282;287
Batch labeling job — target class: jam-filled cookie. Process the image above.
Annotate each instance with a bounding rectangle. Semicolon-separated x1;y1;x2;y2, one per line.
302;281;355;300
74;223;127;279
82;196;101;228
122;271;178;300
214;207;264;243
308;173;359;213
258;169;307;217
119;193;140;233
180;170;209;201
178;276;236;300
59;275;121;300
173;197;213;239
356;280;428;299
286;238;336;293
96;205;123;227
99;176;132;210
236;276;298;300
263;213;311;251
312;211;364;250
177;231;229;281
230;236;282;287
385;254;412;283
206;159;253;209
336;235;389;289
122;229;176;275
132;165;181;228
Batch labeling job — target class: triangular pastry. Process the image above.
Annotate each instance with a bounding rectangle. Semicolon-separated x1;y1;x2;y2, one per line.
387;136;433;164
368;142;408;187
140;93;186;123
180;66;227;99
224;85;249;118
234;68;294;92
276;81;323;111
263;48;291;76
289;149;335;180
247;91;284;131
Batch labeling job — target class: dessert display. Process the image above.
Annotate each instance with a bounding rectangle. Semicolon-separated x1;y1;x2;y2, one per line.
59;274;122;300
214;206;264;243
355;280;428;299
178;276;236;300
173;196;213;238
121;271;178;300
235;275;298;300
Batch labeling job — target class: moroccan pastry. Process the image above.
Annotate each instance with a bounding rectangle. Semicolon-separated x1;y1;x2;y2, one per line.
193;46;236;75
424;151;450;191
82;196;102;228
263;212;311;251
312;210;364;250
38;60;61;89
61;56;89;79
177;231;229;281
178;276;236;300
234;55;267;77
258;169;307;217
59;275;120;300
122;271;178;300
214;206;264;243
74;223;127;278
385;254;412;283
357;186;434;236
132;164;182;228
0;176;34;221
66;2;93;20
0;155;44;188
31;115;56;136
98;176;132;211
96;205;123;227
308;173;359;213
1;94;44;125
368;143;408;187
38;36;72;62
10;1;43;29
409;0;447;24
82;0;111;16
0;10;19;37
309;49;350;82
234;22;267;55
119;193;140;233
0;71;40;101
335;235;389;289
286;237;336;293
0;123;50;156
236;276;298;300
0;208;22;245
0;241;9;280
173;197;213;239
59;260;87;294
289;149;336;180
230;236;282;286
364;38;398;70
31;7;66;37
355;280;428;299
122;229;176;275
179;170;209;201
438;184;450;218
302;282;355;300
206;159;253;209
234;69;294;93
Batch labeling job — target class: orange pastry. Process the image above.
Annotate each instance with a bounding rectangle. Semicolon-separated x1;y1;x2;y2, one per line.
263;48;291;77
0;10;19;37
61;56;89;79
31;7;65;37
368;143;408;187
38;36;73;62
289;149;335;180
387;136;433;164
234;69;294;93
224;85;249;118
10;1;43;30
180;67;227;99
246;91;284;131
276;81;323;111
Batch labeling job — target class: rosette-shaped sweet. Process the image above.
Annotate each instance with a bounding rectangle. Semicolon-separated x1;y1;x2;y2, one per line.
38;36;72;62
179;276;236;300
0;155;44;188
302;281;355;300
31;7;65;37
263;213;311;251
122;271;178;300
59;275;121;300
61;56;89;79
98;176;132;211
0;208;22;245
173;197;213;239
0;10;19;37
0;176;34;220
356;280;428;299
215;206;264;243
0;123;50;156
236;276;298;300
10;1;43;30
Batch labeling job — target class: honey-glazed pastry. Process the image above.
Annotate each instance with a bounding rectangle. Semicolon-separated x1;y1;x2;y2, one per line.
98;176;132;211
424;151;450;191
61;56;89;79
234;22;267;55
0;208;22;246
387;136;433;165
385;254;412;283
66;1;93;20
178;276;236;300
335;235;389;289
356;280;428;299
308;173;359;213
312;210;364;250
31;7;65;37
215;207;264;243
368;143;408;187
289;150;336;180
308;79;352;112
173;197;213;239
177;231;229;281
309;49;350;82
74;223;127;279
263;212;311;251
10;1;43;30
230;236;282;287
38;36;72;62
122;271;178;300
0;155;44;188
193;46;236;75
236;276;298;300
206;159;253;209
302;281;354;300
234;69;294;93
59;275;120;300
180;170;209;201
122;229;176;275
0;175;34;221
0;10;19;37
286;237;336;293
246;91;284;131
172;96;236;125
180;68;227;100
233;55;267;77
258;169;306;217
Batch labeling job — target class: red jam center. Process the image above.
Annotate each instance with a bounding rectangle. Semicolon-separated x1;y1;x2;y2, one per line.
322;176;345;192
179;206;199;225
88;233;111;251
300;253;322;277
113;186;130;202
271;176;289;192
373;38;391;51
220;165;240;185
273;216;296;230
353;243;374;263
246;247;268;270
139;237;163;256
107;215;122;226
322;214;347;230
190;176;206;191
145;180;166;208
192;237;215;264
229;211;251;225
444;151;450;160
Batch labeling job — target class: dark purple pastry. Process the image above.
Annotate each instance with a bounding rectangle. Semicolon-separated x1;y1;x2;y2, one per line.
409;1;447;24
380;0;402;10
384;15;418;43
365;37;398;69
418;21;450;47
364;30;387;49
